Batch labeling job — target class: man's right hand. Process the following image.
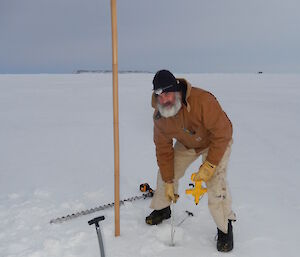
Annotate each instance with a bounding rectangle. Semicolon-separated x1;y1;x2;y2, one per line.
164;182;178;203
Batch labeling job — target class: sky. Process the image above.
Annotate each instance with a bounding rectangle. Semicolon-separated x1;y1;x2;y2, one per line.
1;0;300;74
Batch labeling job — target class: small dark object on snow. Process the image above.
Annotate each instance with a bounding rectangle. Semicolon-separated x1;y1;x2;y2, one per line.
145;206;171;225
217;220;234;252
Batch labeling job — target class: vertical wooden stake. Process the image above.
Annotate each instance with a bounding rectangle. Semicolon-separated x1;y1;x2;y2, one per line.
110;0;120;237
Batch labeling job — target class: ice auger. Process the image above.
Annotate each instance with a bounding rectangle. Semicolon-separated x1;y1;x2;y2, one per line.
185;173;207;205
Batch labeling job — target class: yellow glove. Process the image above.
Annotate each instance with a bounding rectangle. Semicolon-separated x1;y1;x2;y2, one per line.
194;160;217;182
164;182;178;203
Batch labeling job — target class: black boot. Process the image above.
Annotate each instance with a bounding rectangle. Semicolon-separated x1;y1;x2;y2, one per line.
145;206;171;225
217;220;233;252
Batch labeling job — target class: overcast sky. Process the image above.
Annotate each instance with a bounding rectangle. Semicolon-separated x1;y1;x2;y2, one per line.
1;0;300;73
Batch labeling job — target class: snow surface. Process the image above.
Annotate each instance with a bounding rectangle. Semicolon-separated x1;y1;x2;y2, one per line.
1;73;300;257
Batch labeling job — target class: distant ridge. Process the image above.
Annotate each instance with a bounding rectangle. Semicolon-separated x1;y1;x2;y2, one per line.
74;70;153;74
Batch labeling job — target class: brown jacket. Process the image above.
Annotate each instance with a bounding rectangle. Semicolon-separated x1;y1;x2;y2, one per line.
152;79;233;182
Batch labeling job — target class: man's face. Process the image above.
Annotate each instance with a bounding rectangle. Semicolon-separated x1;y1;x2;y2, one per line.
156;91;182;118
156;92;177;109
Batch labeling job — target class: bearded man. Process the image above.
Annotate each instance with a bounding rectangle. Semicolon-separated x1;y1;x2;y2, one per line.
145;70;236;252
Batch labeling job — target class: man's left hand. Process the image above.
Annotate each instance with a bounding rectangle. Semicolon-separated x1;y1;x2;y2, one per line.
194;160;217;182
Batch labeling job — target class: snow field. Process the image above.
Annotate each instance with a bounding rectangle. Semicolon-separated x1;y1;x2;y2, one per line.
1;73;300;257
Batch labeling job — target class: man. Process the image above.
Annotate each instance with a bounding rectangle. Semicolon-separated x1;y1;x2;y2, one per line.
146;70;236;252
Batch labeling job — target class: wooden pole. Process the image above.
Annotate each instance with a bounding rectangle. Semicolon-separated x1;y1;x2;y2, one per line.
110;0;120;237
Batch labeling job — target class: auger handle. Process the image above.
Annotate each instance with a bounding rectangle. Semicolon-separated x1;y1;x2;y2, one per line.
88;216;106;257
140;183;152;192
140;183;154;197
88;216;105;226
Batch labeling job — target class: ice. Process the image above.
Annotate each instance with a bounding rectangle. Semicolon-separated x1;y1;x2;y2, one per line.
1;73;300;257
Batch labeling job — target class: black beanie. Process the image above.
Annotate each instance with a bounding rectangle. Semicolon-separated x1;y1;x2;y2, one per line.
152;70;181;94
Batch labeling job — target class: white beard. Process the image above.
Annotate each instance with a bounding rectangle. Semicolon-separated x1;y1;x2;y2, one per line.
157;92;182;118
